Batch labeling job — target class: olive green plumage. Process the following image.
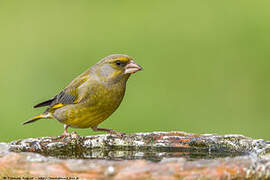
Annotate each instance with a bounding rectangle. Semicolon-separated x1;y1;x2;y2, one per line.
23;54;142;136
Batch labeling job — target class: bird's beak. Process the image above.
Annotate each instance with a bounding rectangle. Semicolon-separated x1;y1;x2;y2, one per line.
124;60;143;74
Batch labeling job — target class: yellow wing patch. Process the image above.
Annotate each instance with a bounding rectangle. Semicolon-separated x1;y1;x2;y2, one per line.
52;103;64;109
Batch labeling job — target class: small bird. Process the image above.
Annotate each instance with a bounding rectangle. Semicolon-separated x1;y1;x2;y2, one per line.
23;54;142;136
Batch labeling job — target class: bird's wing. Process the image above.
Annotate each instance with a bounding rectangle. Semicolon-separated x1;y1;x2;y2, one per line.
33;69;90;110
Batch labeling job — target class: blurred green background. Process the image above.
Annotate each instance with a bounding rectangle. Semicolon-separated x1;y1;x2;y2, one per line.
0;1;270;142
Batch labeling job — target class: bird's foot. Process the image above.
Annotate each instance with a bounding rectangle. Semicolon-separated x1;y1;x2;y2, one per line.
70;131;80;139
92;126;125;138
108;130;126;137
61;131;79;137
60;132;71;138
59;124;72;138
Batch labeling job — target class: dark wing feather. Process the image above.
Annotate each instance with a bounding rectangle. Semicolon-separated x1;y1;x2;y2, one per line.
33;91;76;109
33;68;90;109
33;98;55;108
50;91;77;107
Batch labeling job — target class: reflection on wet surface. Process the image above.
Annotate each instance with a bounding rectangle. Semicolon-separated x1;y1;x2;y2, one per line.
50;148;245;162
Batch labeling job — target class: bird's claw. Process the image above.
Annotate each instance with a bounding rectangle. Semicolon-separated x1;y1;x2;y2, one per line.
70;131;80;139
109;130;125;137
60;131;79;139
60;132;71;138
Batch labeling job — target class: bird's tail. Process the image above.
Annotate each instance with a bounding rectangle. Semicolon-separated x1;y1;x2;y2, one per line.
22;113;52;125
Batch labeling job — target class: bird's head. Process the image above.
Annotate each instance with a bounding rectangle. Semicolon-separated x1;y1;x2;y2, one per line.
94;54;142;83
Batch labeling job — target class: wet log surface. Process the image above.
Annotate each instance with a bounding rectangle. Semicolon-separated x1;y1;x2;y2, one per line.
1;131;270;179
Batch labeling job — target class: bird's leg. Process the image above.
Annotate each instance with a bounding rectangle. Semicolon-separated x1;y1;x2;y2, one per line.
59;125;79;139
91;126;125;137
61;124;71;137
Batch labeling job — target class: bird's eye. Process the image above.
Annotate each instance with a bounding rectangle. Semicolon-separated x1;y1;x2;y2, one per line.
115;60;122;66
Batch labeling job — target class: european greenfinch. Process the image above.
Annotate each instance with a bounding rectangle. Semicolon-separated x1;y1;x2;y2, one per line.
23;54;142;136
